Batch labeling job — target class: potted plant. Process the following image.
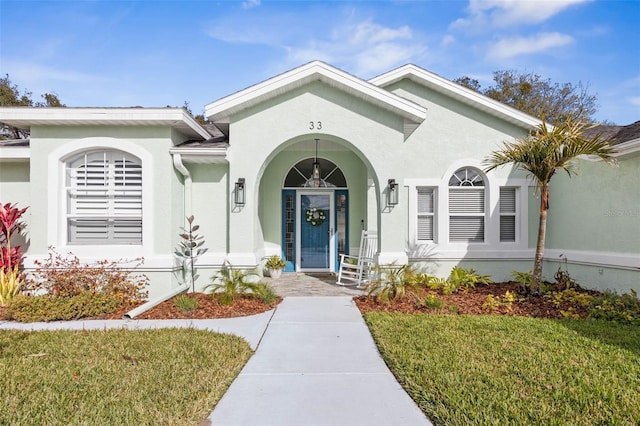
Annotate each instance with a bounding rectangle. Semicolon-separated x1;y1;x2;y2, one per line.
264;255;287;279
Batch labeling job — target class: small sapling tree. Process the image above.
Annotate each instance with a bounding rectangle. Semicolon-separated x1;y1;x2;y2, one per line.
175;216;207;293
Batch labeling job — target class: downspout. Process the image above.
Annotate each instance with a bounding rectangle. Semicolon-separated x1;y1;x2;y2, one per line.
172;153;192;217
123;283;188;319
122;153;192;319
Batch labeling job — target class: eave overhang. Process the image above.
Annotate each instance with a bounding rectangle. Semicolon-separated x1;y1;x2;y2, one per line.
0;146;30;162
169;146;228;164
0;107;211;140
205;61;427;126
370;64;542;130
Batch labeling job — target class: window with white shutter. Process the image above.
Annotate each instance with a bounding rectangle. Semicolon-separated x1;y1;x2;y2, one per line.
448;168;485;242
417;187;435;241
66;150;142;244
499;187;517;242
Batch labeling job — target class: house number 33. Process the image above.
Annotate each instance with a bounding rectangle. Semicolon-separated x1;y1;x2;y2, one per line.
309;121;322;130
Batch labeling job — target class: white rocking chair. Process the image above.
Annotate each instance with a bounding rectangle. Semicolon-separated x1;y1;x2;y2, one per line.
336;230;378;288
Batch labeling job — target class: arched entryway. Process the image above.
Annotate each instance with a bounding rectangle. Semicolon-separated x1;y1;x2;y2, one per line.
282;155;348;272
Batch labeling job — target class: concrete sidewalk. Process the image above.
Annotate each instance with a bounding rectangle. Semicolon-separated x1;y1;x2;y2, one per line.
208;296;432;426
0;311;274;350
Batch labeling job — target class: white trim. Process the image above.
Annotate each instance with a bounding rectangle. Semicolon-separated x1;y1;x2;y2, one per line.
0;146;30;161
405;163;529;257
369;64;540;129
0;107;211;140
583;138;640;160
169;147;228;164
544;249;639;270
205;61;427;124
407;249;534;261
47;138;154;259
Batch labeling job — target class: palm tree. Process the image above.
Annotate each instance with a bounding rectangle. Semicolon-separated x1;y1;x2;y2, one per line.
484;115;616;295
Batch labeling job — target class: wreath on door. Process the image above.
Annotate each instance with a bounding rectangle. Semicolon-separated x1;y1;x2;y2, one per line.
305;208;326;226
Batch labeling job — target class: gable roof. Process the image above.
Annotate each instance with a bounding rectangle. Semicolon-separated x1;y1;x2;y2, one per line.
0;107;211;140
369;64;541;129
205;61;428;126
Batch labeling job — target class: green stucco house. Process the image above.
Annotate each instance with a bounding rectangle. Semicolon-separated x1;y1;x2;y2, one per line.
1;61;638;299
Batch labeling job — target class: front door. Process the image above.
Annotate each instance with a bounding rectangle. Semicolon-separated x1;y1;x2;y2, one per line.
298;192;334;271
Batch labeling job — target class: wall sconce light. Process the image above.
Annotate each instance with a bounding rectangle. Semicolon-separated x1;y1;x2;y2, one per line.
388;179;399;206
235;178;246;206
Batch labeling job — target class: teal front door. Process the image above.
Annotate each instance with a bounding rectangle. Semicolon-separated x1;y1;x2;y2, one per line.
298;192;333;271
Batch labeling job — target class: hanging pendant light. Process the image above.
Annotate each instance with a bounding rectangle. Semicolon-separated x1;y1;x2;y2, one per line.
312;138;321;187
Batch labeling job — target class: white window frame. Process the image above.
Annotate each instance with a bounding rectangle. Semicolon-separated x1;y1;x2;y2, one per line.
416;186;436;242
448;167;486;243
48;138;154;259
499;186;517;242
66;149;142;245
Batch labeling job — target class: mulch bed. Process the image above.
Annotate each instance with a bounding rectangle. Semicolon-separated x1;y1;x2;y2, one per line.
1;283;596;321
102;293;280;320
354;282;594;319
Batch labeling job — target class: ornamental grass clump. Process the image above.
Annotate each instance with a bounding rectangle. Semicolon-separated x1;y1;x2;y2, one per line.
366;264;420;303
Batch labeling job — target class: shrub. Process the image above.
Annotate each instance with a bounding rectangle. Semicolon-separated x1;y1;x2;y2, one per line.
422;294;445;310
450;266;492;292
206;263;260;305
482;294;499;311
0;264;23;307
502;290;516;312
366;264;419;303
25;248;149;303
589;290;640;324
511;270;533;293
6;293;122;322
0;202;28;272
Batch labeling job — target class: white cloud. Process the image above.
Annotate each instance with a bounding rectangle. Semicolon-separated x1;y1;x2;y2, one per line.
241;0;260;10
4;60;106;84
206;12;427;77
630;97;640;107
487;32;574;59
453;0;591;30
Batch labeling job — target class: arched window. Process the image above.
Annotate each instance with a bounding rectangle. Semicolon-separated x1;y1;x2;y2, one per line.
66;150;142;244
449;167;485;242
284;158;347;188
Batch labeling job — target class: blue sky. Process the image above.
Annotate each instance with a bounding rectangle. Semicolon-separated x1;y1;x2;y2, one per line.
1;0;638;124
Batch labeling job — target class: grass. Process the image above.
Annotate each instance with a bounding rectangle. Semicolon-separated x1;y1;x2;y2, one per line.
0;328;252;425
364;313;640;426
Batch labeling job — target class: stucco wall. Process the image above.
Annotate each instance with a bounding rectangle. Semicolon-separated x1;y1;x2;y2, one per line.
22;125;186;298
542;153;639;293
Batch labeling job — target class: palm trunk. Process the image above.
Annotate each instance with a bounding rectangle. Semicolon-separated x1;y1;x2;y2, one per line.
532;183;549;295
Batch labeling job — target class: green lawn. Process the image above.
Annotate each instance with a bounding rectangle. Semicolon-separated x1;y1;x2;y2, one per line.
0;328;252;425
364;313;640;426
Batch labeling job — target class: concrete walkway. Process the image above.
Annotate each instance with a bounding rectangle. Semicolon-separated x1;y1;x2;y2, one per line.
208;296;432;426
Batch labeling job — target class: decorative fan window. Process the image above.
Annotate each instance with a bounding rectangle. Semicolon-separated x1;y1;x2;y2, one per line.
66;150;142;244
448;167;485;242
284;158;346;188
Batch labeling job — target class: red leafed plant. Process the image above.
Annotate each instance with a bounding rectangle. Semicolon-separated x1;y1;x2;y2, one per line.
0;202;28;272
